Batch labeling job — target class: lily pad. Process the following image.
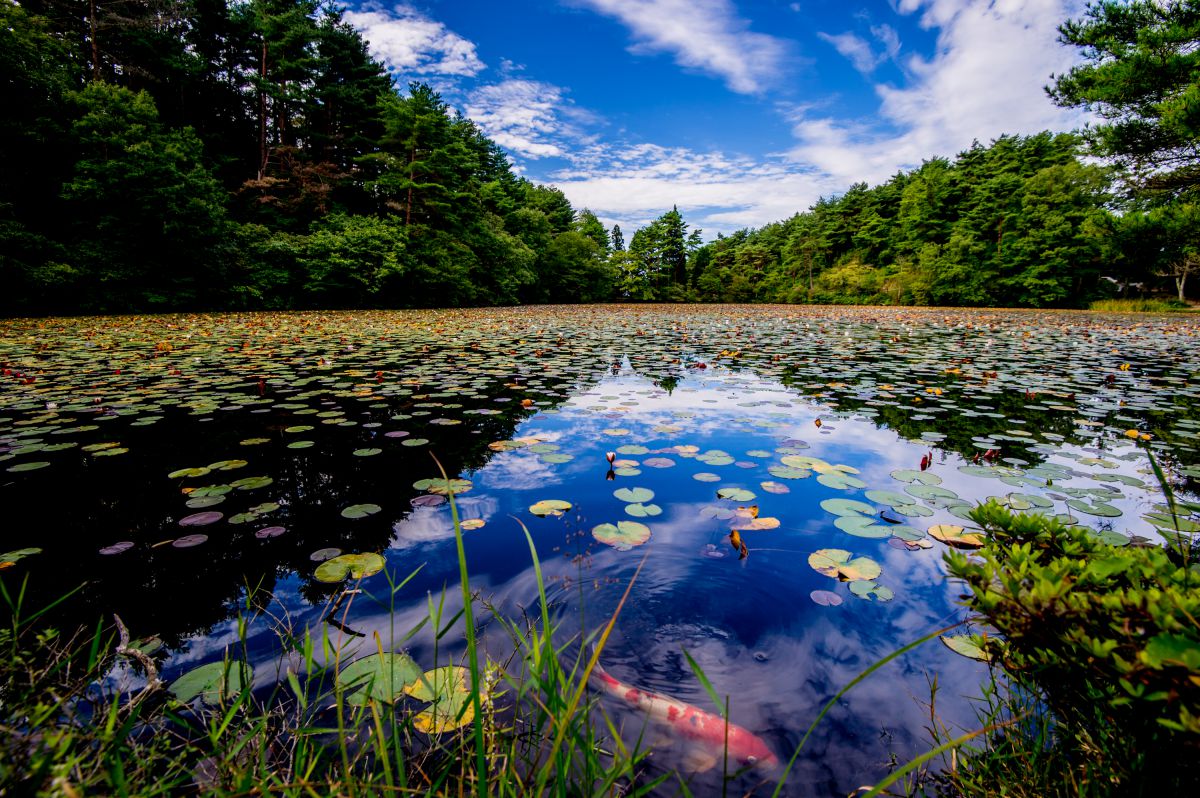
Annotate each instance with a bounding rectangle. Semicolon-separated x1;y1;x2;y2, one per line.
941;634;992;662
1;548;42;564
716;487;756;502
314;552;386;583
341;503;381;519
168;466;211;479
808;549;882;581
404;666;475;733
412;480;468;492
172;534;208;548
529;499;572;517
179;511;223;526
624;502;662;518
338;652;421;705
820;498;876;517
592;521;651;550
810;589;843;606
169;660;250;704
613;487;654;503
928;524;985;549
848;580;894;601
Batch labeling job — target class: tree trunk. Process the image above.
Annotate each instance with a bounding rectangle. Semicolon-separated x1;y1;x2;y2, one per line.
89;0;100;81
258;40;268;180
406;147;414;226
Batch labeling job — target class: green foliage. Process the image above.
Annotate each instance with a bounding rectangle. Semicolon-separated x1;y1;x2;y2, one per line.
1049;0;1200;197
0;1;609;315
1090;298;1189;312
943;501;1200;793
688;133;1120;307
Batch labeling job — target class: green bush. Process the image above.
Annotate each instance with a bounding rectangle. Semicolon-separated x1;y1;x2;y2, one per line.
943;501;1200;793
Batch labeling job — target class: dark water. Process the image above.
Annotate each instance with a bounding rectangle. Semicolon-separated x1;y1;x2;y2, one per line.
2;305;1198;794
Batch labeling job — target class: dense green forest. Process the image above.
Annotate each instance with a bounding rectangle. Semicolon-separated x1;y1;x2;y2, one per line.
0;0;616;313
1;0;1196;313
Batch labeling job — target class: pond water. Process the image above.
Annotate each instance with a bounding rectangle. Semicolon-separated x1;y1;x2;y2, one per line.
2;305;1199;794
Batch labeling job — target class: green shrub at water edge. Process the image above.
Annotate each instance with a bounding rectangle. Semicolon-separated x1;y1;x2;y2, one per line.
1088;298;1190;312
942;501;1200;794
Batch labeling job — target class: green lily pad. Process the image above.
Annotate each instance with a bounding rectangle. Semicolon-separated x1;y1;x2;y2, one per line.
341;503;382;519
941;634;992;662
624;503;662;518
338;651;421;705
767;465;811;480
929;524;985;549
0;548;42;565
231;475;273;491
314;552;386;583
169;660;250;704
168;466;211;479
820;498;875;517
848;580;894;601
716;487;756;502
404;665;475;733
414;478;473;495
864;490;912;507
592;521;651;551
529;499;572;517
891;469;943;485
353;448;382;457
613;487;654;503
808;549;881;581
834;515;891;538
1065;498;1122;517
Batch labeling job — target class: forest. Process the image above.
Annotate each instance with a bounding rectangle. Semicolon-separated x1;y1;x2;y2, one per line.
1;0;1196;313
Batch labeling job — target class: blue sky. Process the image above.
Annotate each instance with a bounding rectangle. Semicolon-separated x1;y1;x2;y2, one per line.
343;1;1090;238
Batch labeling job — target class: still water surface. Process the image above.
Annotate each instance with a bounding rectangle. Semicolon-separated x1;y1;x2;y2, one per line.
2;305;1198;794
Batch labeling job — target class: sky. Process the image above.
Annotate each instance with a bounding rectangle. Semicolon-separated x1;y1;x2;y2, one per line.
342;0;1092;238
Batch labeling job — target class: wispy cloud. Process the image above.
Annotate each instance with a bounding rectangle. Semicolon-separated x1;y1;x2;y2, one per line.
464;79;600;159
344;3;485;78
787;0;1088;187
569;0;790;94
820;22;903;76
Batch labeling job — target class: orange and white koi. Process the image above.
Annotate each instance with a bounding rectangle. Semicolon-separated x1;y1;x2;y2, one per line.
589;658;778;772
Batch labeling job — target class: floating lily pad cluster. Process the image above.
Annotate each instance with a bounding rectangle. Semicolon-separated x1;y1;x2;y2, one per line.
1;307;1198;694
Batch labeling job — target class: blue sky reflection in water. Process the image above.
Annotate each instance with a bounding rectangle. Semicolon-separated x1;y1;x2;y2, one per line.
2;306;1199;795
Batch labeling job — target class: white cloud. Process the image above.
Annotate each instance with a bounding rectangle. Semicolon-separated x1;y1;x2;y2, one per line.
570;0;790;94
818;31;882;75
818;24;901;76
788;0;1089;186
550;150;832;236
464;80;599;159
344;3;485;78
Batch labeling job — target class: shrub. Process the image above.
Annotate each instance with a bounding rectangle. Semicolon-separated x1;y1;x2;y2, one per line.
943;501;1200;794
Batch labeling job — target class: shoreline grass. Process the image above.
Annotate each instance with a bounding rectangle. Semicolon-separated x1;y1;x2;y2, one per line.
1088;297;1191;312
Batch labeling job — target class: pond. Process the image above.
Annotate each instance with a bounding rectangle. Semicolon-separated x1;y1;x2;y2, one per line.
2;305;1199;794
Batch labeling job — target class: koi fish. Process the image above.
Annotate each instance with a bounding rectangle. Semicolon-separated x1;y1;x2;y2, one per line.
589;657;779;773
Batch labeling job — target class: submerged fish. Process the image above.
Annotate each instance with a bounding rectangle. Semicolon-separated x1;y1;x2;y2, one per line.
589;657;779;773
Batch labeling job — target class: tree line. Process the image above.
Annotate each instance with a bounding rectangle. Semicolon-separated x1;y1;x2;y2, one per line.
0;0;616;314
0;0;1195;314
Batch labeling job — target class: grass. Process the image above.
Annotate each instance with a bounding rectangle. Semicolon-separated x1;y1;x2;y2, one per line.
1088;297;1190;312
0;502;663;797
